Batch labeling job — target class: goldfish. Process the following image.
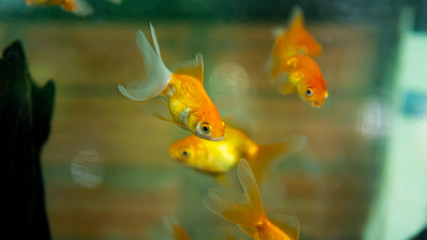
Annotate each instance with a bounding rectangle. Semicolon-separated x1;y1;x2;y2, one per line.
24;0;93;16
24;0;121;17
271;6;322;76
270;7;328;108
118;24;225;141
168;123;306;183
274;54;328;108
203;159;300;240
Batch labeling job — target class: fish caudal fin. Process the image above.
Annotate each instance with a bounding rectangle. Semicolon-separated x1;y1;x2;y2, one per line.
118;23;171;101
163;217;192;240
203;159;266;236
289;6;304;30
62;0;94;17
251;135;306;183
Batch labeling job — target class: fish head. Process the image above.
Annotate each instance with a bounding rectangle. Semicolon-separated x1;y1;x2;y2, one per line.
296;57;328;108
188;108;225;141
299;76;328;108
168;135;206;168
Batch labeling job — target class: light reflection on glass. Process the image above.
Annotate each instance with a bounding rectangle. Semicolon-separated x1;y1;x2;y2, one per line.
70;150;103;188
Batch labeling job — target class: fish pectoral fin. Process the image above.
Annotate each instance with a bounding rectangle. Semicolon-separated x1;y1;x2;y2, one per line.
267;211;300;240
142;96;172;120
142;98;188;129
171;53;204;83
277;82;296;95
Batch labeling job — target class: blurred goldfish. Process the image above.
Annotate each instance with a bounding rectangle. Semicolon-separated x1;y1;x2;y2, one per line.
270;6;322;76
269;7;327;108
168;124;306;183
24;0;93;16
203;159;300;240
24;0;121;17
118;24;224;141
275;54;328;108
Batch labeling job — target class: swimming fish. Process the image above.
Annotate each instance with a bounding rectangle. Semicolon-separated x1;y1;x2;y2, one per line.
270;6;322;78
269;7;327;108
203;159;300;240
24;0;93;16
275;54;328;108
118;24;225;141
24;0;121;17
168;123;306;183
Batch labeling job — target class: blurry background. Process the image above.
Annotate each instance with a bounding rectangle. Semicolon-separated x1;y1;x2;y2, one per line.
1;0;426;239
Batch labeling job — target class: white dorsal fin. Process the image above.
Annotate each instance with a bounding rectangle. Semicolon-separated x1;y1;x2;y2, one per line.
171;53;204;83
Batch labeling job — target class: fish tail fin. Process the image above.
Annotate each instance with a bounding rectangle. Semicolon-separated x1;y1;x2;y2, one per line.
203;159;266;232
118;23;171;101
251;135;307;183
62;0;94;17
163;217;191;240
289;6;304;29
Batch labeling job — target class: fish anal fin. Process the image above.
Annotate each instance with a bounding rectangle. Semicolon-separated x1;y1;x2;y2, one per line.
172;53;204;83
267;211;300;240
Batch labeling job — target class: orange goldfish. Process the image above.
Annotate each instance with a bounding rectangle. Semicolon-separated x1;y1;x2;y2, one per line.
203;159;300;240
271;6;322;76
118;24;225;141
24;0;121;17
270;7;328;108
24;0;94;16
168;124;306;183
275;54;328;108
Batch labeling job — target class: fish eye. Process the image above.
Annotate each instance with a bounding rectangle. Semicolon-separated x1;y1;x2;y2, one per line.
201;122;211;135
181;149;189;158
305;87;314;97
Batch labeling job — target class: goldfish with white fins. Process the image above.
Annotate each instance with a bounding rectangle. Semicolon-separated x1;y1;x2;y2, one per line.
168;123;306;183
24;0;121;17
270;7;328;108
203;159;300;240
118;24;225;141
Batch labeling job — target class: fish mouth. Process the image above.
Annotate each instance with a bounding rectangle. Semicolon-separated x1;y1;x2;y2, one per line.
311;101;323;108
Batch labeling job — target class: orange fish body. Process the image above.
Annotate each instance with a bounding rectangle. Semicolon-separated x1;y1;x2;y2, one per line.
118;24;224;141
276;55;328;108
203;159;300;240
168;124;305;183
270;7;328;108
271;6;322;79
24;0;94;16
